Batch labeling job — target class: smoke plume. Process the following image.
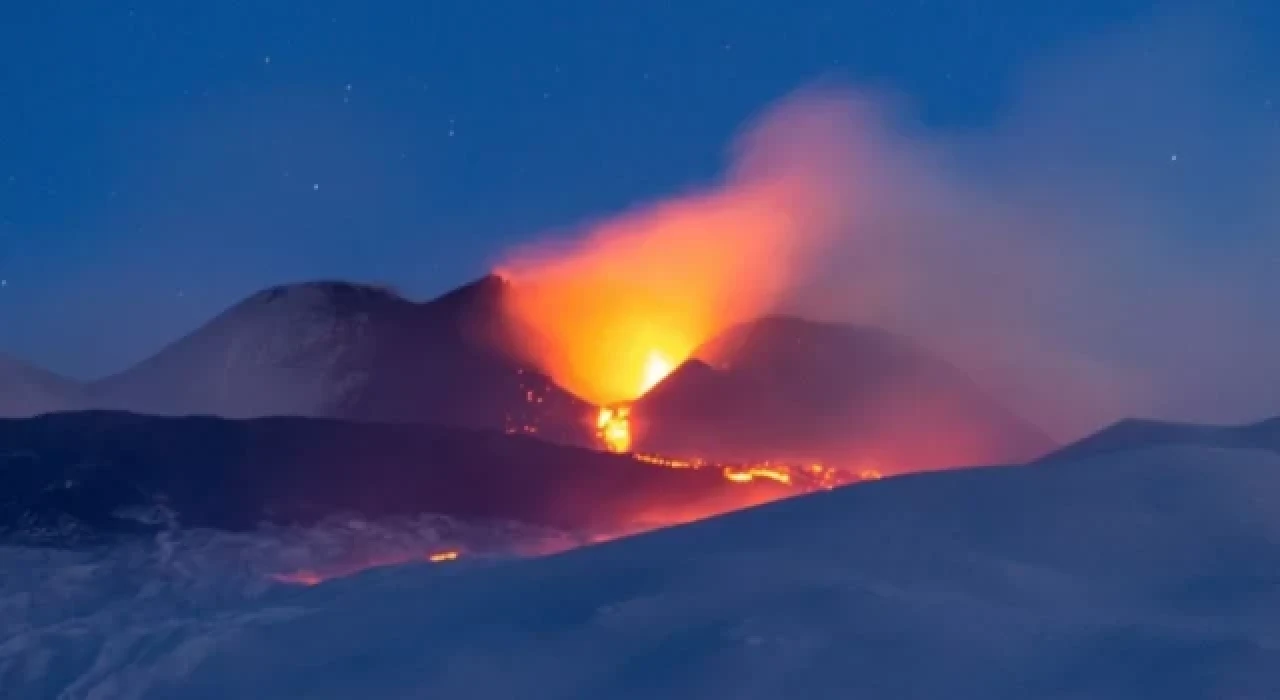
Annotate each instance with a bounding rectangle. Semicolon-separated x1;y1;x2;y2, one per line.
500;9;1280;440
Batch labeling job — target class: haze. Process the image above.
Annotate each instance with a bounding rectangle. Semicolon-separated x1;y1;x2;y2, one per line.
499;10;1280;440
3;5;1278;442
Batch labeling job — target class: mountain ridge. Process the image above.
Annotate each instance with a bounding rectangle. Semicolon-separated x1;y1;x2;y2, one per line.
631;314;1055;471
3;276;1055;470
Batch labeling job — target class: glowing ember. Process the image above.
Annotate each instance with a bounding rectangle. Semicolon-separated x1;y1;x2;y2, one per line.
271;548;464;586
640;351;675;394
722;465;793;485
596;406;632;453
634;453;700;469
635;450;882;492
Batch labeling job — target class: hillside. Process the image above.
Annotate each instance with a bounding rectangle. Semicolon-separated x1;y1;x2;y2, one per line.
82;277;595;445
0;353;81;418
0;411;790;545
631;315;1055;471
5;416;1276;698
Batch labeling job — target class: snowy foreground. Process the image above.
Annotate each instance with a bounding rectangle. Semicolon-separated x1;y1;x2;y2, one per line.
5;438;1280;698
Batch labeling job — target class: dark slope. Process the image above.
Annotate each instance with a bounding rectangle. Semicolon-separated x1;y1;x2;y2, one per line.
0;353;83;418
84;277;595;445
630;315;1055;471
0;411;790;545
1038;415;1280;464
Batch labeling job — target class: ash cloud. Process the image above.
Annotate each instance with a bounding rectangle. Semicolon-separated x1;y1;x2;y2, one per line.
506;10;1280;441
786;11;1280;440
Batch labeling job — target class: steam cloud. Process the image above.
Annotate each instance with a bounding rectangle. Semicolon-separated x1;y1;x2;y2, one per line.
501;10;1280;440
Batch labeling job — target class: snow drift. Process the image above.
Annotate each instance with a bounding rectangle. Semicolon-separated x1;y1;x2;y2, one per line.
3;415;1279;699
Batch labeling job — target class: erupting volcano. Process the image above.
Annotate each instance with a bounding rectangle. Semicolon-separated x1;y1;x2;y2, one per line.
0;92;1053;588
491;93;1051;491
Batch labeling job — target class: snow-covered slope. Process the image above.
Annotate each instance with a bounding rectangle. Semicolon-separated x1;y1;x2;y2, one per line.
5;423;1279;699
1040;415;1280;463
83;278;594;444
0;411;793;544
0;353;81;418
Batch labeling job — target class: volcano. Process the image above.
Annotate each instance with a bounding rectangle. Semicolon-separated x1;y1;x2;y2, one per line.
0;353;81;418
6;276;1052;473
626;316;1054;472
81;276;596;445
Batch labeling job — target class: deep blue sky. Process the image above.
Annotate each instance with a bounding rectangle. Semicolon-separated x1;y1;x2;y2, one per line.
1;0;1275;379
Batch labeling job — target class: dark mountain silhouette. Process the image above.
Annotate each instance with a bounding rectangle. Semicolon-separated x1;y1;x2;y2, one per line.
0;353;82;418
629;315;1055;471
82;276;596;446
5;276;1054;483
0;411;791;545
1038;415;1280;464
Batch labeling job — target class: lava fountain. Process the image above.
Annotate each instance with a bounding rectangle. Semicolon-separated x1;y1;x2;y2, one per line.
496;90;861;407
277;92;891;586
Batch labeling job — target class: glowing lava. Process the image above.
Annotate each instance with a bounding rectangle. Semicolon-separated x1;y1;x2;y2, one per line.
722;465;793;485
640;351;675;395
596;406;632;453
635;450;882;491
271;549;463;587
495;94;859;406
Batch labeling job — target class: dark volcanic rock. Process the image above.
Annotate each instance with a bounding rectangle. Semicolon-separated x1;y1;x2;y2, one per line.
0;411;789;545
630;316;1055;471
83;277;596;446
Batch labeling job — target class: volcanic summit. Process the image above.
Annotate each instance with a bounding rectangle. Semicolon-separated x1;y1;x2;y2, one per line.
79;275;596;445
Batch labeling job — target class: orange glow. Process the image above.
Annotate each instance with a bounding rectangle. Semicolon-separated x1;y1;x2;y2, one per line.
497;93;858;405
722;465;793;485
271;547;464;586
596;406;632;453
266;95;943;587
635;451;883;491
634;452;700;469
640;351;675;395
271;570;324;586
264;459;887;586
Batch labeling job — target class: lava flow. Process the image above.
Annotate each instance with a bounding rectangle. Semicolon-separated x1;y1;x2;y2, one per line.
272;549;464;587
276;94;897;586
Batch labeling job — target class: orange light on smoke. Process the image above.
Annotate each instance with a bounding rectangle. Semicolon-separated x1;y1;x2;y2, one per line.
640;351;676;395
495;94;856;405
427;550;460;563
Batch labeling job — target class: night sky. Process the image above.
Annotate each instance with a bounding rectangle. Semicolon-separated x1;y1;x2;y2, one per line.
2;1;1278;392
